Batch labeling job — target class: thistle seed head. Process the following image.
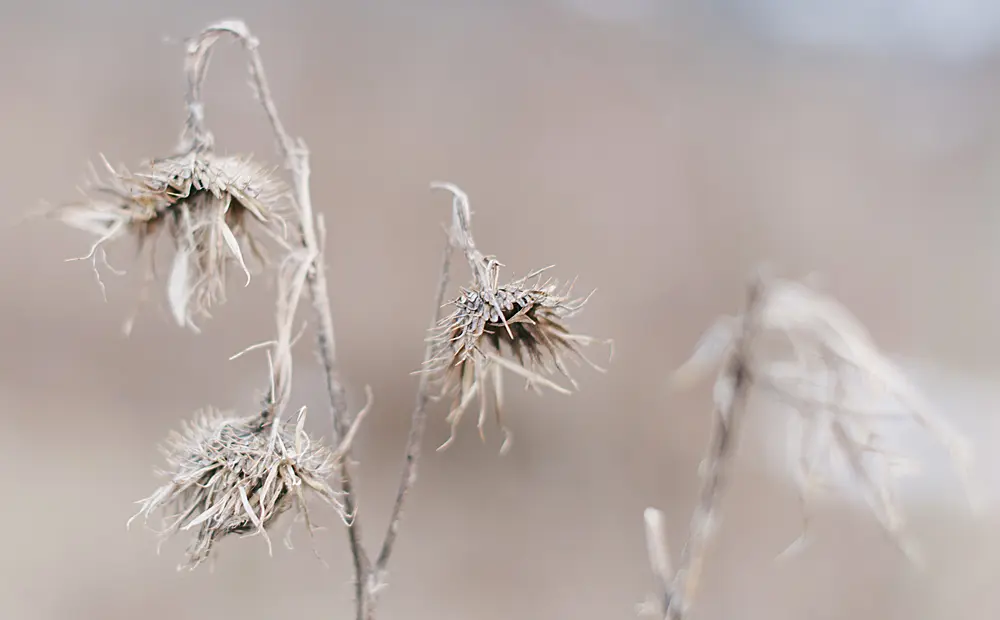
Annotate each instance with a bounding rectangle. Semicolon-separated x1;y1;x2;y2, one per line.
57;149;290;330
129;407;345;570
426;266;603;451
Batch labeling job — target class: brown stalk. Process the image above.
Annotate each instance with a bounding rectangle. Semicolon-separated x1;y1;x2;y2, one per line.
667;280;761;620
645;276;764;620
664;356;750;620
180;20;374;618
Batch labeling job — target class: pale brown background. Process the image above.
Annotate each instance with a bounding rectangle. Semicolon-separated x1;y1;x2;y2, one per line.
1;1;998;619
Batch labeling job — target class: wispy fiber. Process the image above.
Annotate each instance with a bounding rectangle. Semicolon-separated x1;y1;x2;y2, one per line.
641;272;978;620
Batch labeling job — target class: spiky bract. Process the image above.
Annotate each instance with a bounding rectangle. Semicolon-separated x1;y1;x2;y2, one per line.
426;267;600;451
58;149;289;329
129;408;344;570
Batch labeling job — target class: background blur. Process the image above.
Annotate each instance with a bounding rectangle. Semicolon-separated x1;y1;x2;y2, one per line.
1;1;998;619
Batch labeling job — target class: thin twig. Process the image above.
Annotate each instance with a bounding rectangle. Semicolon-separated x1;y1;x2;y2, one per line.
665;358;748;619
375;236;453;578
182;20;374;618
660;277;765;620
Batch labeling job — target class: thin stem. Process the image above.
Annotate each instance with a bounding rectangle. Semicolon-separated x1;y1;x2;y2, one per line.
182;20;373;618
662;278;764;620
375;237;453;575
665;358;749;620
428;181;494;290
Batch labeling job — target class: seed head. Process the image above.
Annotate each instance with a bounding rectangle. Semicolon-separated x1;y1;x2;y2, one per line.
426;264;602;452
423;182;607;452
57;149;289;330
128;407;345;570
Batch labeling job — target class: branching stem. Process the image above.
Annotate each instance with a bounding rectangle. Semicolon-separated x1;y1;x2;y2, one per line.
181;20;374;619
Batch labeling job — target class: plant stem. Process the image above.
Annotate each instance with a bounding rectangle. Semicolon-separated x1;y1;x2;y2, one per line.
662;278;764;620
375;238;453;577
303;216;376;619
182;20;374;618
665;357;749;620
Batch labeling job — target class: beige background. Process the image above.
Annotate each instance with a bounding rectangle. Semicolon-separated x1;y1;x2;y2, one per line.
1;2;998;619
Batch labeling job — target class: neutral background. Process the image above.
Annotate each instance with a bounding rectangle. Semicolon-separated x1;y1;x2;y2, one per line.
1;1;998;619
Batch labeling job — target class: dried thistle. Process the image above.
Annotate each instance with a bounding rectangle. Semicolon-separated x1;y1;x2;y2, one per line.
126;181;373;572
423;183;607;452
57;149;289;330
129;405;358;570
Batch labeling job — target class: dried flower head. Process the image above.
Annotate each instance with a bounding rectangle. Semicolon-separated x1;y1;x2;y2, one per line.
57;148;289;330
128;407;345;570
424;183;607;451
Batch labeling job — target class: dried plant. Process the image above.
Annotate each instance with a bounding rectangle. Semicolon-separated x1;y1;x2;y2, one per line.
128;404;362;570
422;183;606;452
47;18;605;620
56;121;289;332
44;15;970;620
639;272;979;620
127;240;370;571
125;222;337;573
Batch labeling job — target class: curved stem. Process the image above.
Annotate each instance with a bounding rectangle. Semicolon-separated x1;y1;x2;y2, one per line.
182;20;373;618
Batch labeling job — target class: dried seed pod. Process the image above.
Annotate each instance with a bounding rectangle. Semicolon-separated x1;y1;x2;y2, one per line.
423;183;607;451
129;407;344;570
57;149;290;330
425;266;603;451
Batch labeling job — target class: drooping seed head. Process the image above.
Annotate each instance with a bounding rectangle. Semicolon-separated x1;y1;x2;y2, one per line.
129;407;345;570
57;149;290;330
425;266;603;451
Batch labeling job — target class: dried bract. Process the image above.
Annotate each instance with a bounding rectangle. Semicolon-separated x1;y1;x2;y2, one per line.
129;407;345;570
422;184;606;451
426;265;601;450
57;149;289;330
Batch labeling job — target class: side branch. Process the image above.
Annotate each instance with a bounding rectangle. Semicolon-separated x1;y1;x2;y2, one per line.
375;236;453;576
